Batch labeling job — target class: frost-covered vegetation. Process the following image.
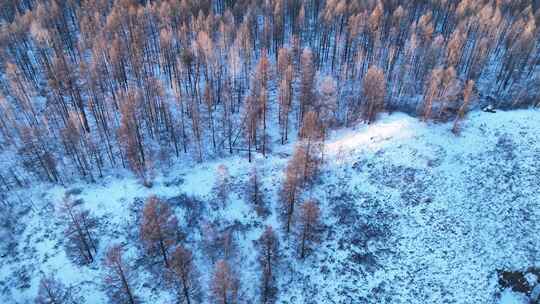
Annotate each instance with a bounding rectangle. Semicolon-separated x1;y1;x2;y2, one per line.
0;0;539;185
1;110;539;303
0;0;539;303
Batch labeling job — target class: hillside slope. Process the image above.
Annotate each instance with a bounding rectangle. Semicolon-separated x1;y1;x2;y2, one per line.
1;109;539;303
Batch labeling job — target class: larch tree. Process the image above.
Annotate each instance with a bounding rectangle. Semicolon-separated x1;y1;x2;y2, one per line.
317;75;338;128
244;94;259;163
140;196;179;268
17;126;60;183
299;48;316;127
424;66;461;121
202;224;238;263
0;95;16;145
423;67;444;121
60;112;94;181
297;199;322;259
35;275;76;304
201;222;220;263
4;62;40;128
252;53;271;156
211;259;240;304
452;80;475;135
220;81;235;155
437;67;461;120
219;229;238;263
278;65;294;144
276;47;291;81
188;96;204;163
362;66;386;124
203;85;217;152
246;164;266;216
256;226;280;304
117;89;148;181
297;111;325;186
103;244;138;304
167;245;201;304
60;197;99;265
172;81;188;154
280;153;303;234
213;164;231;207
446;28;465;67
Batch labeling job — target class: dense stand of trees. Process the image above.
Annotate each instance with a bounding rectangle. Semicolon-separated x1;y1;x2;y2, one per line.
0;0;538;186
0;1;536;301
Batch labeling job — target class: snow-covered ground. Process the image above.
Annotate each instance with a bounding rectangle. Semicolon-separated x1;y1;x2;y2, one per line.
1;109;539;303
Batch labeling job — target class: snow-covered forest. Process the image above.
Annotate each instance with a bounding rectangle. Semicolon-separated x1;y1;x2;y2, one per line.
0;0;539;303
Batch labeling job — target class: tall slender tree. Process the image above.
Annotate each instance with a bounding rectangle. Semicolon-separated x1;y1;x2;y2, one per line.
256;226;280;304
60;197;99;265
211;260;240;304
140;196;179;268
362;66;386;124
297;199;322;259
167;246;201;304
103;245;138;304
